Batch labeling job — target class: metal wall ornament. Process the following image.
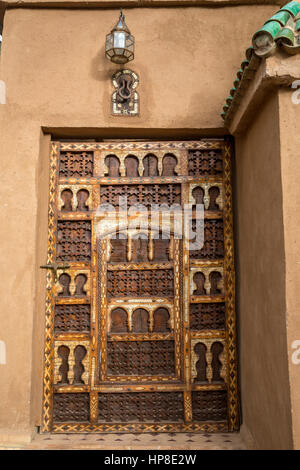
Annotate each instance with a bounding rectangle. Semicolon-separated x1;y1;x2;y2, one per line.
112;69;139;116
105;10;134;64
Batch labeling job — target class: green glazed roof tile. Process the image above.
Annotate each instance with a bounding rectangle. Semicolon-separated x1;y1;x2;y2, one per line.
222;0;300;122
276;27;295;45
253;21;282;42
295;18;300;30
237;68;244;80
280;1;300;17
241;59;249;70
245;46;254;62
264;11;291;26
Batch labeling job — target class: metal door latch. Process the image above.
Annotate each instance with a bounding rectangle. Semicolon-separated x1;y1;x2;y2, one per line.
40;262;70;281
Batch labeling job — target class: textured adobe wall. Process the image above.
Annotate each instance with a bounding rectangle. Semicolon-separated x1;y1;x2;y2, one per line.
278;88;300;450
235;92;293;450
0;6;278;130
0;114;47;443
0;3;278;442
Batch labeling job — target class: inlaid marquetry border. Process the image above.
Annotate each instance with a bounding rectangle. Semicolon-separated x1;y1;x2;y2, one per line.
223;139;239;431
52;422;228;433
60;140;224;152
42;142;60;432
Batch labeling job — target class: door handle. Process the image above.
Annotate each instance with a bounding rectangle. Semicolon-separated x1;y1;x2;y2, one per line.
40;262;70;281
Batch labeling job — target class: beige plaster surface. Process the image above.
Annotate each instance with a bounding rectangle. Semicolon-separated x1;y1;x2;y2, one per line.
278;89;300;450
0;113;45;439
235;92;293;449
0;6;277;130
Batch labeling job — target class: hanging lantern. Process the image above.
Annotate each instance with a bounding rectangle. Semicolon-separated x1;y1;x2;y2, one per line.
105;10;135;64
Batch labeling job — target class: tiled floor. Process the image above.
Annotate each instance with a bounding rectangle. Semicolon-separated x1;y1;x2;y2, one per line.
0;432;247;450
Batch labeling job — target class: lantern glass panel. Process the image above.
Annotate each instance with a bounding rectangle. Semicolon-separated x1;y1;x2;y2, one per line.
114;31;126;49
114;48;124;56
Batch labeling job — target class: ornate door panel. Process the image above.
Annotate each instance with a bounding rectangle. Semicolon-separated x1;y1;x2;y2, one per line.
42;139;239;433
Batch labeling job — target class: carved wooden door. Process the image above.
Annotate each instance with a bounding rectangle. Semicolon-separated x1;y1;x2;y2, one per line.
42;139;239;433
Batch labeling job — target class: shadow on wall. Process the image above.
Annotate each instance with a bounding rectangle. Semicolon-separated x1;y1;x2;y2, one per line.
90;46;115;82
174;92;226;131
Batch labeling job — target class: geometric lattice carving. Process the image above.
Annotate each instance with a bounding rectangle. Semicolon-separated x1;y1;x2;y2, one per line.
53;393;90;422
100;184;181;208
188;149;223;176
190;220;224;260
59;152;93;178
98;392;184;422
107;269;174;298
56;221;91;262
192;391;228;421
54;304;90;333
107;341;175;375
190;303;226;330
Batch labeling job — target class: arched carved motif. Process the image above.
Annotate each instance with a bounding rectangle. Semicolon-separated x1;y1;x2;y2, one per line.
194;342;208;383
125;155;139;177
58;273;71;297
73;345;87;384
210;271;222;295
76;189;89;212
192;186;204;206
110;308;128;333
208;186;221;211
143;154;159;177
74;274;88;296
57;345;70;384
105;155;121;177
132;308;149;333
162;154;178;176
61;189;73;212
153;308;170;332
193;272;206;295
211;341;224;382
